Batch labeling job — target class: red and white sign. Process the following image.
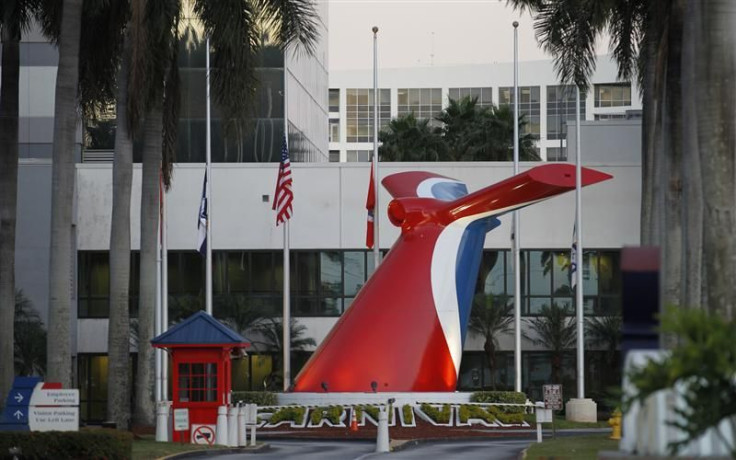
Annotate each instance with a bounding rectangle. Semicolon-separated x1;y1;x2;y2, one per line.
191;424;216;445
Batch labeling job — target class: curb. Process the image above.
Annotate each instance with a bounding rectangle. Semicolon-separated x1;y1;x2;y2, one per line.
161;443;271;459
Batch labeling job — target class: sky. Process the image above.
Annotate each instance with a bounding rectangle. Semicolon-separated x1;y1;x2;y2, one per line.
327;0;608;71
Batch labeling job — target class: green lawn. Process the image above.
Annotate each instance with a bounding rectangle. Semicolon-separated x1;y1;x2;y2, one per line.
524;414;611;429
132;436;215;460
525;433;618;460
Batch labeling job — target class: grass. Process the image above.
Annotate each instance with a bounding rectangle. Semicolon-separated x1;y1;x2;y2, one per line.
132;436;216;460
524;414;611;429
525;433;618;460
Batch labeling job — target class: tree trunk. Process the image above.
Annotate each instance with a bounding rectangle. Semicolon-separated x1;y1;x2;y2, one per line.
694;1;736;321
134;105;162;426
680;0;704;311
484;339;496;390
47;0;83;387
107;30;133;429
0;18;20;406
661;2;684;318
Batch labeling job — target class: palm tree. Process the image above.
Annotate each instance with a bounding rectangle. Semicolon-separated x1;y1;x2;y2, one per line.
45;0;83;388
251;316;316;389
378;113;447;161
586;314;621;388
509;1;736;320
436;97;539;161
14;290;47;377
110;0;320;426
523;303;576;384
468;293;514;389
0;0;40;409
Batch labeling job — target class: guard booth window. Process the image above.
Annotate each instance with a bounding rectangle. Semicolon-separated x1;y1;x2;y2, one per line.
178;363;218;402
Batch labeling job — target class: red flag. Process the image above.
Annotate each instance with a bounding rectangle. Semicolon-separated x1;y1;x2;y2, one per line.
366;164;375;249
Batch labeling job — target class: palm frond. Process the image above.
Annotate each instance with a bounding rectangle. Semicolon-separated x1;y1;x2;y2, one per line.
255;0;319;55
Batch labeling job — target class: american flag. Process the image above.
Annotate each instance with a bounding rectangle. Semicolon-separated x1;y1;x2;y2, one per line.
570;222;577;290
272;136;293;225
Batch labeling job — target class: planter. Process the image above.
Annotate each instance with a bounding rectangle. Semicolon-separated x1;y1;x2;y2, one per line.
263;406;308;428
307;406;347;428
398;405;416;427
415;403;454;427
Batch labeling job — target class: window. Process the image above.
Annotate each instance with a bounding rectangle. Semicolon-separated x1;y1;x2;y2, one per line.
594;83;631;107
78;355;108;422
329;150;340;162
448;87;493;107
346;88;390;143
329;119;340;143
397;88;442;125
547;147;566;162
546;85;586;141
178;363;218;402
78;252;140;318
329;88;340;113
346;150;371;162
499;86;541;138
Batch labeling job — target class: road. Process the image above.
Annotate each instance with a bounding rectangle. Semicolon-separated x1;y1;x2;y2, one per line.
192;438;532;459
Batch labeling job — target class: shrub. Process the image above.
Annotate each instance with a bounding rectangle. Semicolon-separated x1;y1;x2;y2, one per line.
458;404;495;424
231;391;277;406
309;405;344;425
355;404;393;423
0;429;133;460
471;391;527;421
420;403;451;424
269;406;306;424
401;405;414;424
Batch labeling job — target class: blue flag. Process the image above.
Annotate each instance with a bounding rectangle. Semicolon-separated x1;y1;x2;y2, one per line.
197;171;207;256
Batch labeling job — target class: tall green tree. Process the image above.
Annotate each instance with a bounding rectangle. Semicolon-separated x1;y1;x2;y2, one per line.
468;293;514;389
251;317;316;390
509;0;736;320
14;290;47;377
523;303;576;384
0;0;39;409
378;113;447;161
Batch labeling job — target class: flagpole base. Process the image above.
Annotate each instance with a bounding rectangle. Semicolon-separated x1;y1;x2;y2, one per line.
565;398;597;423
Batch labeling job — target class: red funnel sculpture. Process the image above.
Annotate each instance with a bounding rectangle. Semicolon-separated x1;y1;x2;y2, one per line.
293;164;612;392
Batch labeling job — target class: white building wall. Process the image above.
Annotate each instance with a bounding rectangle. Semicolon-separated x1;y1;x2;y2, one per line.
330;56;643;161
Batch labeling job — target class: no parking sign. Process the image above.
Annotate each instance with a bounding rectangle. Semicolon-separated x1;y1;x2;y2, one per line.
191;424;216;445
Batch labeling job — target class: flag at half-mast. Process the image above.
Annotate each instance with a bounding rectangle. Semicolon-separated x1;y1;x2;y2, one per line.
570;221;578;290
272;136;293;225
366;163;375;249
197;171;207;256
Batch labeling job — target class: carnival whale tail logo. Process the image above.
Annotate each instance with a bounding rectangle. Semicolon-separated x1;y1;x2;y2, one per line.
293;164;612;392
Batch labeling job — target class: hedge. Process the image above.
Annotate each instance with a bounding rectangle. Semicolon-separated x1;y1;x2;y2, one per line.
470;391;527;405
309;405;344;425
268;406;306;424
354;404;393;423
231;391;277;406
419;403;451;424
401;405;414;424
0;429;133;460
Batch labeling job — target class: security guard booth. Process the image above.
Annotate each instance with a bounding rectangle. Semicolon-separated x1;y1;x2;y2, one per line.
152;311;249;443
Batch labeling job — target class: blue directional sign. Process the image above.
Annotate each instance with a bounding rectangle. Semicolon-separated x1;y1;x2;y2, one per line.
0;376;40;431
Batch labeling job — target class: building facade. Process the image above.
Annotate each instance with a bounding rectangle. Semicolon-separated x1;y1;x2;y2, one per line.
328;58;642;162
11;12;643;420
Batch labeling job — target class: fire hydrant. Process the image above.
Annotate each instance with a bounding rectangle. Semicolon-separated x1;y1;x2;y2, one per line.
608;408;622;440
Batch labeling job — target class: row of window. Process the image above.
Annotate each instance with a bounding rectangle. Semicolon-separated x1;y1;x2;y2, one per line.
78;249;621;320
331;83;630;148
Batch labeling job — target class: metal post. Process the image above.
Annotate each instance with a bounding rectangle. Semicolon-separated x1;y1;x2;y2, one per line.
205;37;213;315
372;26;381;269
575;88;584;399
512;21;522;394
282;48;291;392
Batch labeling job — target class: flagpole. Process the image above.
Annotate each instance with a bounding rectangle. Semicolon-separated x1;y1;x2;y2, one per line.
512;21;522;394
575;87;584;399
155;176;162;403
161;182;169;400
283;47;291;392
204;38;213;316
372;26;380;269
